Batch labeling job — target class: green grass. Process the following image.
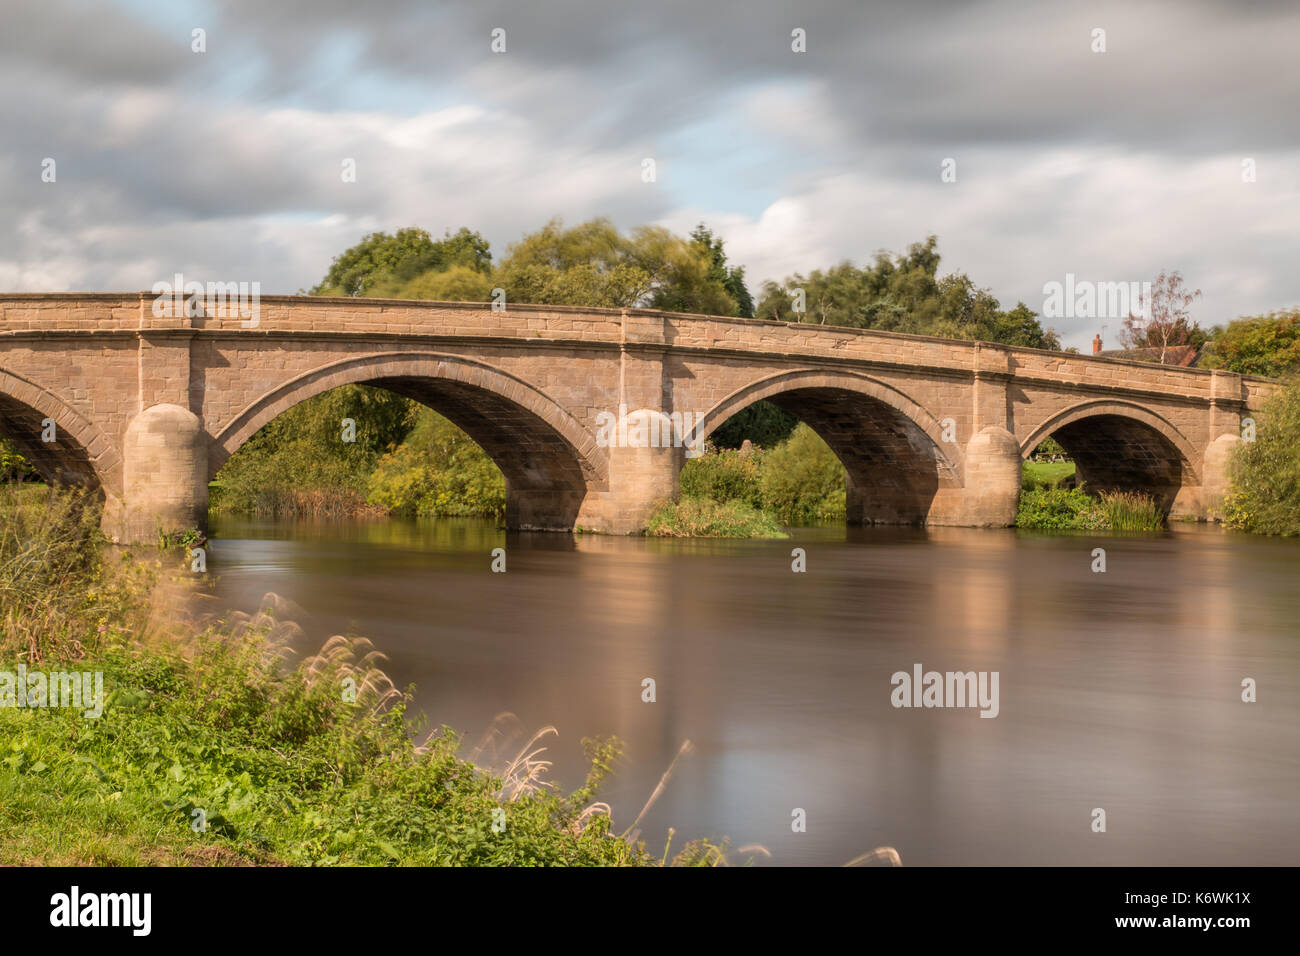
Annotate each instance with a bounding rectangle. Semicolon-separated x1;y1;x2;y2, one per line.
0;485;742;866
1022;460;1075;487
646;497;788;538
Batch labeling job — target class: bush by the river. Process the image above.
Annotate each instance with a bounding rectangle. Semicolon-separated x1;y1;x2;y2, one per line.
646;496;787;538
212;387;505;520
672;422;846;534
1016;484;1163;532
367;409;505;518
0;485;737;866
758;424;847;525
1224;384;1300;536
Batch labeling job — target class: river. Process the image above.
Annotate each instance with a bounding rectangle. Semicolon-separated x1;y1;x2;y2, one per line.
206;516;1300;865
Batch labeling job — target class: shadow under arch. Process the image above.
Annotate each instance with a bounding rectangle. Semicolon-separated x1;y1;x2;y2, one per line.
1019;400;1197;511
689;368;962;524
211;352;609;530
0;368;118;496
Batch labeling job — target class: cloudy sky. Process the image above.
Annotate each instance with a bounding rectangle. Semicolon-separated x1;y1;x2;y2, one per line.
2;0;1296;349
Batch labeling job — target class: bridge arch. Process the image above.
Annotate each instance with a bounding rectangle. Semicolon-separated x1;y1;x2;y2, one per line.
211;352;609;530
0;368;120;493
689;368;963;524
1020;400;1199;509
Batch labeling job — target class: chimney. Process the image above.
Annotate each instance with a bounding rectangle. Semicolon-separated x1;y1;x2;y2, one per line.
1092;333;1103;355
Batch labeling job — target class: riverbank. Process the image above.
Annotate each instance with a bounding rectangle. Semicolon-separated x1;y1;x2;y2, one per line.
0;485;720;866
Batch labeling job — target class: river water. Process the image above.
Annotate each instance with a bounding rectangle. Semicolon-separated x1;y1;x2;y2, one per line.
206;516;1300;866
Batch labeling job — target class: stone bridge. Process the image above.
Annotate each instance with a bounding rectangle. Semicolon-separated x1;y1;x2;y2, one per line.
0;293;1279;542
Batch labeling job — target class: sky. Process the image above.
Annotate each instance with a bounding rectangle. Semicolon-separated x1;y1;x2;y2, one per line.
1;0;1296;350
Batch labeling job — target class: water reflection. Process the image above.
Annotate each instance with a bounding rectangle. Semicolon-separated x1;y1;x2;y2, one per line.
207;515;1300;865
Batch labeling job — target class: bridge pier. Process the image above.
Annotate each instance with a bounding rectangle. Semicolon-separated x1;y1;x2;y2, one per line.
114;403;208;544
576;440;679;534
925;425;1022;528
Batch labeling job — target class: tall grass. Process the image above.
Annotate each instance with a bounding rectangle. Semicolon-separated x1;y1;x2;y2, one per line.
209;483;386;519
646;497;788;538
1095;490;1164;531
0;482;900;867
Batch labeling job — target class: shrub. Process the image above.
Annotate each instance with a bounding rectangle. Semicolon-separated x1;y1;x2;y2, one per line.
1224;384;1300;536
367;409;505;518
759;423;846;524
1016;486;1106;531
646;497;787;538
679;446;764;509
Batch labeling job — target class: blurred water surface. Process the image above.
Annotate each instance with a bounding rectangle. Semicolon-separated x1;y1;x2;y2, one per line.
208;516;1300;865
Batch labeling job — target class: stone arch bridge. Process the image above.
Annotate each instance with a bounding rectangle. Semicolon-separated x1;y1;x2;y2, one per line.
0;293;1278;542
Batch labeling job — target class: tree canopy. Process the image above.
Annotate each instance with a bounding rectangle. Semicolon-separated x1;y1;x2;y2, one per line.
752;235;1061;350
1202;310;1300;378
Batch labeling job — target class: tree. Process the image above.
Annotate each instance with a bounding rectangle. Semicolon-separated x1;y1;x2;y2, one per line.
1201;310;1300;378
1225;384;1300;535
1118;270;1205;363
751;235;1061;349
690;224;754;318
310;227;491;297
492;218;737;313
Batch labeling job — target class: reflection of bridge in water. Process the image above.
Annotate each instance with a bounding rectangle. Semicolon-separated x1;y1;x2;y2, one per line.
0;293;1278;542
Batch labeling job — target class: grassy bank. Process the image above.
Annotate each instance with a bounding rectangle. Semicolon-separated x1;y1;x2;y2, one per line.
0;485;737;866
1016;463;1164;532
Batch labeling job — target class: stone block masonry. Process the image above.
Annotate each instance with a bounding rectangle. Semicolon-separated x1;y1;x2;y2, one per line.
0;293;1279;542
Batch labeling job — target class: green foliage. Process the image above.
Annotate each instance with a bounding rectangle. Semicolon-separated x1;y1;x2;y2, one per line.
1021;460;1075;489
212;385;414;517
310;227;491;297
374;263;495;302
675;422;845;528
758;424;847;525
690;224;754;318
709;401;798;449
1016;486;1107;531
1095;491;1164;532
646;497;788;538
367;409;505;518
679;446;764;509
1016;484;1162;532
0;484;152;662
0;492;734;866
1030;435;1069;459
753;235;1061;350
1202;310;1300;378
1224;384;1300;535
492;218;738;313
0;437;35;481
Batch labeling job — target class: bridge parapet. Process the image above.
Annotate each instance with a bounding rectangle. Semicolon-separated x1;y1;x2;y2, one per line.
0;292;1284;541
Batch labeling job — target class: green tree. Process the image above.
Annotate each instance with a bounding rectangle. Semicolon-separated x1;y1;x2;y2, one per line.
311;227;491;297
1224;385;1300;535
367;409;505;517
690;224;754;318
752;235;1060;349
1201;310;1300;377
709;401;799;449
493;218;737;313
213;385;415;514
